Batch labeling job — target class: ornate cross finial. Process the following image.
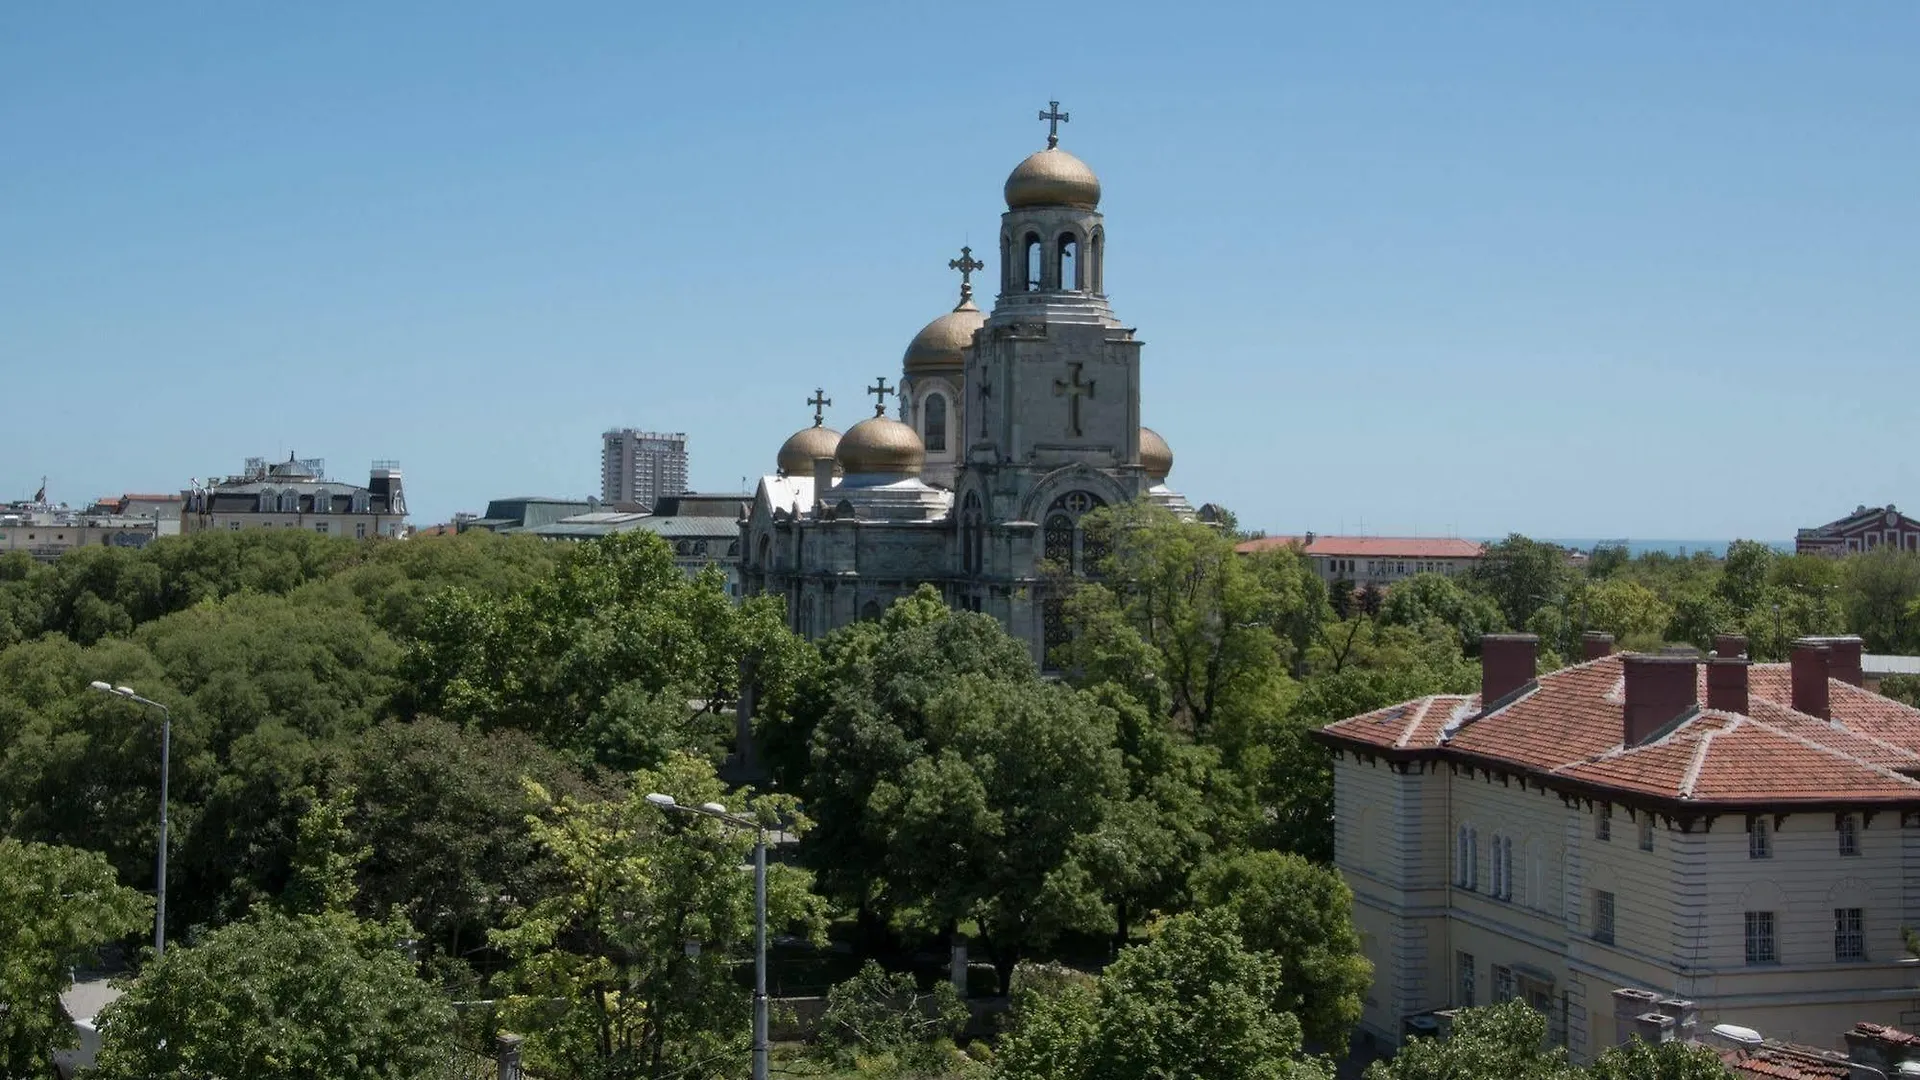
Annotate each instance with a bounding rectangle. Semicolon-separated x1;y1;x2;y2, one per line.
1037;100;1069;149
948;245;985;305
866;376;895;417
807;388;831;427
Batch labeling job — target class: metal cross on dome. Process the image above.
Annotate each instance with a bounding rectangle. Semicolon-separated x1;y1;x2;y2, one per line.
1037;100;1069;149
948;245;985;304
807;388;831;427
866;376;895;417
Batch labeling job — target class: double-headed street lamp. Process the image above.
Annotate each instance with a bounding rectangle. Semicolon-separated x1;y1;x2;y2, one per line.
87;681;171;957
645;792;769;1080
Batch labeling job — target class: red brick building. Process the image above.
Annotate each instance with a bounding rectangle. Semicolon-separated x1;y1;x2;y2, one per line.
1796;504;1920;557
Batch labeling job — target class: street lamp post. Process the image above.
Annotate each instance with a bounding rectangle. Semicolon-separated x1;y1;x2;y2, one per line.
87;680;170;957
646;792;768;1080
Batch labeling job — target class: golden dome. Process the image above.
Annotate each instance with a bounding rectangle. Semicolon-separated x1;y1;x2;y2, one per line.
904;300;985;373
777;424;842;476
1004;147;1101;210
836;415;925;476
1140;426;1173;483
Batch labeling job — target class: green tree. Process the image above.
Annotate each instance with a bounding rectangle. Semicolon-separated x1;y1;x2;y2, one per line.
1842;548;1920;653
1588;1037;1736;1080
1716;541;1778;614
0;840;152;1078
1469;536;1572;630
996;909;1332;1080
814;961;970;1076
92;910;453;1080
1378;573;1506;653
1363;1000;1580;1080
869;673;1129;986
1581;578;1674;650
489;752;822;1080
1190;851;1372;1053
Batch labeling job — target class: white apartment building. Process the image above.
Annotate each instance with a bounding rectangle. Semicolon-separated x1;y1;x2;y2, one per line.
0;505;159;560
1319;632;1920;1064
601;430;688;511
182;455;406;539
1236;534;1484;588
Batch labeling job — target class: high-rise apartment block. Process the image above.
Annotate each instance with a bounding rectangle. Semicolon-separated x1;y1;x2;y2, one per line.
601;430;688;511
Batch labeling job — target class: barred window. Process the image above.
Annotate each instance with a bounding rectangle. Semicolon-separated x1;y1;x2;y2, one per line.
1639;818;1655;852
1493;965;1515;1003
1594;890;1615;945
1835;908;1865;962
1458;952;1475;1007
1745;911;1777;965
1596;805;1612;842
1748;816;1772;859
1839;814;1860;857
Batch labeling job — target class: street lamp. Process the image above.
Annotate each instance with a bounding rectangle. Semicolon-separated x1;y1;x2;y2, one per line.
1711;1023;1920;1079
645;792;768;1080
87;680;171;958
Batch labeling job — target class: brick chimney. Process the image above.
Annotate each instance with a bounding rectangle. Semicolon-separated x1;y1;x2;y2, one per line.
1481;634;1539;708
1623;653;1699;745
1813;635;1865;688
1582;631;1616;661
1713;633;1749;660
1791;639;1832;720
1706;653;1750;714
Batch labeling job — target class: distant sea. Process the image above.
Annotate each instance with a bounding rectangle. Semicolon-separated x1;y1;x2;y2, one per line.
1523;539;1795;558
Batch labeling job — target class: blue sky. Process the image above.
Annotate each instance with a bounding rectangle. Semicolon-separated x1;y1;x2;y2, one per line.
4;2;1915;539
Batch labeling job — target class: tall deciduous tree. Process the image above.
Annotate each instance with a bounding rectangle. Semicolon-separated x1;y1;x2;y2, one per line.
92;910;452;1080
996;909;1333;1080
1469;535;1573;631
1190;851;1372;1053
489;752;821;1080
1362;1000;1580;1080
0;839;152;1078
1588;1037;1736;1080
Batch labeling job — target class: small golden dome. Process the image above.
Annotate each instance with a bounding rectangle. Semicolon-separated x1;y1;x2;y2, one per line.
904;300;985;374
1004;147;1101;210
1140;426;1173;483
777;424;842;476
836;415;925;476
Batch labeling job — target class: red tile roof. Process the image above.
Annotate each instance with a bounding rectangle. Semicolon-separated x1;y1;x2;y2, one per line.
1319;654;1920;808
1721;1047;1849;1080
1236;535;1485;559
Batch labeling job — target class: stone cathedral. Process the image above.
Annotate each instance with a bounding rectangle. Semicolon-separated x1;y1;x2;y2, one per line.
739;105;1193;664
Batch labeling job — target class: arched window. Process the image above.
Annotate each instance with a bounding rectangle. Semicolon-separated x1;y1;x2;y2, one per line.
757;534;771;569
1043;596;1070;655
1024;232;1042;291
1044;514;1075;566
1467;828;1480;890
1456;827;1470;887
1503;837;1515;900
924;393;947;452
1057;233;1078;291
1088;230;1103;293
1490;833;1504;898
727;540;740;557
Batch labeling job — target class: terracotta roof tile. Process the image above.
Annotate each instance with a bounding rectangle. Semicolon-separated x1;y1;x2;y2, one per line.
1235;535;1484;559
1320;653;1920;806
1721;1047;1849;1080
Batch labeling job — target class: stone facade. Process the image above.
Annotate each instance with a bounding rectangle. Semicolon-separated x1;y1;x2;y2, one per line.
740;119;1192;665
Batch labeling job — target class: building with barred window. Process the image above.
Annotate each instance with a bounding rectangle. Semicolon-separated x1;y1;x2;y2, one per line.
738;106;1194;665
1319;630;1920;1063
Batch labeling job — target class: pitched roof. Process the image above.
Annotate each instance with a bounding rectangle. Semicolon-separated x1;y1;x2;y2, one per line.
1319;655;1920;808
1721;1047;1849;1080
1236;535;1484;559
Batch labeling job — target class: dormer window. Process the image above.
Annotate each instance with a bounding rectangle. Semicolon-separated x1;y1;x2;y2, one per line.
313;491;328;514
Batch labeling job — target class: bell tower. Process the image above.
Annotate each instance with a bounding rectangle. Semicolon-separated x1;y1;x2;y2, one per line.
969;102;1144;481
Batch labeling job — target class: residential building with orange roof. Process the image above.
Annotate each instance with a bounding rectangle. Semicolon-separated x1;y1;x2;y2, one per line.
1318;631;1920;1064
1235;533;1483;589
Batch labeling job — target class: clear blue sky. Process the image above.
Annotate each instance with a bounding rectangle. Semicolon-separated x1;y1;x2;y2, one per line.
5;2;1915;540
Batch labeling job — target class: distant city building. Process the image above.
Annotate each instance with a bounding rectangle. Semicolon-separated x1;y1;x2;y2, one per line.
0;501;159;561
1234;534;1484;587
183;455;406;539
1796;504;1920;557
601;430;688;511
458;496;598;534
506;492;747;596
88;494;185;536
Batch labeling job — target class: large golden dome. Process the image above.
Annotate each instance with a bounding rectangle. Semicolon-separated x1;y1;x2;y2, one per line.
778;424;842;476
904;300;985;374
1140;426;1173;483
1004;147;1101;210
836;415;925;476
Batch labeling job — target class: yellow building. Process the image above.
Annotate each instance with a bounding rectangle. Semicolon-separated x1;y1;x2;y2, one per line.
1319;632;1920;1063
